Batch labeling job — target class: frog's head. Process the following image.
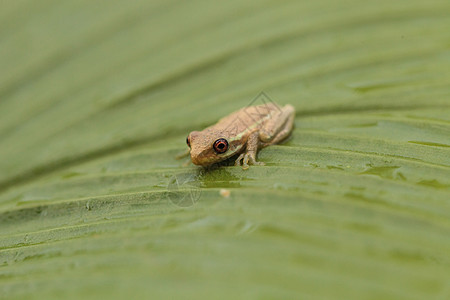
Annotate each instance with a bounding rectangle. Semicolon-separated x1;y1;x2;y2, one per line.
186;129;244;166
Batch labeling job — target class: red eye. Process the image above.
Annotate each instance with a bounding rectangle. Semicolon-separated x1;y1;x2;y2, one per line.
213;138;228;154
186;135;191;147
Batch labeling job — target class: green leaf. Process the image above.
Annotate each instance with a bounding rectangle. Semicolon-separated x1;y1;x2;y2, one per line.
1;1;449;299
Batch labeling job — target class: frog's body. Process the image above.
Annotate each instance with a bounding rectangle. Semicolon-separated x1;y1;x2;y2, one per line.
186;103;295;169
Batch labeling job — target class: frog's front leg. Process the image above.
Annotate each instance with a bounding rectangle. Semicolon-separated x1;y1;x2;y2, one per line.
175;148;190;160
235;130;265;170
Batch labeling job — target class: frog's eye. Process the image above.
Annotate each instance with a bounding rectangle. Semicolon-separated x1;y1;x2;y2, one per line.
186;135;191;148
213;138;228;154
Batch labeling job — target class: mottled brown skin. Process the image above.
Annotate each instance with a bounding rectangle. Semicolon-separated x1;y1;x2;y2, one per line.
186;103;295;169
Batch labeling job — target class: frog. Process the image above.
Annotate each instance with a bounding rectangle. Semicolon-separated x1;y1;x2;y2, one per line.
182;102;295;170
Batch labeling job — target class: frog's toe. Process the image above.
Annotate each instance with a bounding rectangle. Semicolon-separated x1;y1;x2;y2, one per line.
235;153;264;169
247;154;264;166
234;153;245;166
182;160;192;167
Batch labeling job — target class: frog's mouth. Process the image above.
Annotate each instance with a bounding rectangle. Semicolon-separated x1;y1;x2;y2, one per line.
190;154;208;166
190;152;227;166
191;143;244;166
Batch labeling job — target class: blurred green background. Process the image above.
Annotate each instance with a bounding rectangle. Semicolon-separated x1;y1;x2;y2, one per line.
1;0;449;299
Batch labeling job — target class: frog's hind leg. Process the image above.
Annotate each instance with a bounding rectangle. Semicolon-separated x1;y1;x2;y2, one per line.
263;119;294;147
260;104;295;146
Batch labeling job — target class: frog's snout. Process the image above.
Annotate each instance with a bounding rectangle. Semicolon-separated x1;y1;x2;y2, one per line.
189;154;202;166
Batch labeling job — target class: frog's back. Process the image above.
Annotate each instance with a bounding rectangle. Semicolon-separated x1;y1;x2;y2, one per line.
214;103;281;130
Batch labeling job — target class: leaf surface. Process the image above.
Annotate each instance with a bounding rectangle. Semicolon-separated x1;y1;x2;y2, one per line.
1;1;449;299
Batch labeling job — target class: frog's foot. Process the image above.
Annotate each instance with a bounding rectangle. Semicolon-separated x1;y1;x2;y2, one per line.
182;159;192;167
234;153;265;170
175;148;190;160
